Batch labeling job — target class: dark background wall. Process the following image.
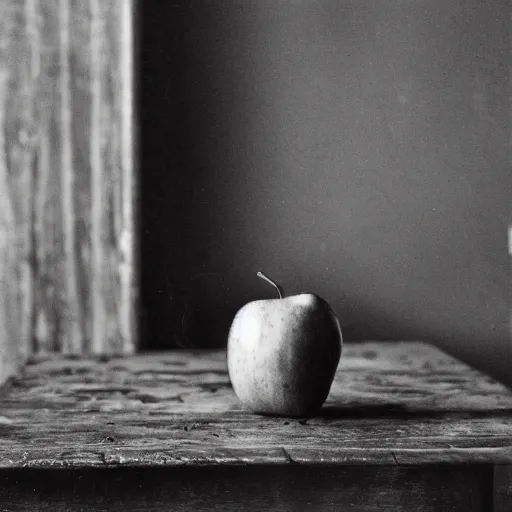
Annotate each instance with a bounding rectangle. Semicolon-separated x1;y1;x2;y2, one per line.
140;0;511;384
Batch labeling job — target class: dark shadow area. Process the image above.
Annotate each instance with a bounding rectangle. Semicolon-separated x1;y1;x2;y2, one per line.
139;1;244;350
0;465;492;511
139;2;227;350
139;1;185;350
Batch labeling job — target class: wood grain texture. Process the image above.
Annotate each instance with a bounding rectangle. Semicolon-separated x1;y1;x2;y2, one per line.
0;0;137;365
0;342;509;468
0;465;493;512
0;2;25;383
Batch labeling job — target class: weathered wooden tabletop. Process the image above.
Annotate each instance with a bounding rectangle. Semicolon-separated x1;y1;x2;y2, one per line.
1;341;511;468
0;341;511;511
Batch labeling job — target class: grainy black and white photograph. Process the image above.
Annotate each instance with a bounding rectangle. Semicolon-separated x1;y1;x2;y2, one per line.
0;0;510;510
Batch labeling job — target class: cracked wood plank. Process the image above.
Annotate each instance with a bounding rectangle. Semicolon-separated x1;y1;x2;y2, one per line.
0;342;509;468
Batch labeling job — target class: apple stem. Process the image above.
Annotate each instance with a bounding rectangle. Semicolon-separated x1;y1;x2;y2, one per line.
256;271;283;299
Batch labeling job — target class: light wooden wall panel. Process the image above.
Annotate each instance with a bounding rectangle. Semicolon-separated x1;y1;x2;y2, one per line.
0;0;137;376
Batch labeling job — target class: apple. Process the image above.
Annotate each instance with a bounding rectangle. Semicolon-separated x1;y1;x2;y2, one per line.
227;271;343;417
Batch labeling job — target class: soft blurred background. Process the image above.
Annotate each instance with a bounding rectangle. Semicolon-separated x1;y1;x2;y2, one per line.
0;0;509;386
140;0;511;384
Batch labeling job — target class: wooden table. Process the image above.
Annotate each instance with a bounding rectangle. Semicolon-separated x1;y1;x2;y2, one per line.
0;342;511;511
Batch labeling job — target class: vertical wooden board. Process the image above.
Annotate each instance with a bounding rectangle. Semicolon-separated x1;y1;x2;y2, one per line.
85;0;136;354
67;0;93;352
20;0;38;359
59;0;83;353
106;0;129;354
119;0;137;355
67;0;91;352
88;0;106;354
0;2;24;382
0;0;137;365
0;0;35;376
37;0;63;353
70;0;137;354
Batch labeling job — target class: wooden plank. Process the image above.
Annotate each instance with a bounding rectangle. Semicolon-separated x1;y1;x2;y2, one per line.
59;0;82;353
0;342;508;468
89;0;107;353
494;465;512;512
118;0;137;355
0;0;137;363
0;2;28;383
0;465;493;511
